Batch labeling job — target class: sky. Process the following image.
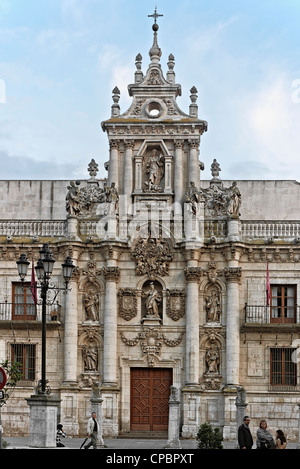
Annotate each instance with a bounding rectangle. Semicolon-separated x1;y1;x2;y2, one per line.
0;0;299;181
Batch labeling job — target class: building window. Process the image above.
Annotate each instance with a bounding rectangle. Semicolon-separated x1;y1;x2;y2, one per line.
11;344;36;381
270;348;297;386
12;282;36;320
270;285;296;323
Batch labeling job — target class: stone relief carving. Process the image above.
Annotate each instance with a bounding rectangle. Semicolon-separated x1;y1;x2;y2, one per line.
131;236;173;276
118;288;137;321
121;328;183;367
144;149;164;192
166;289;185;321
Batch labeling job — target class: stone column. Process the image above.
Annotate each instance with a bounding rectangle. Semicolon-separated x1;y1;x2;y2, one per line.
91;385;105;448
188;139;200;189
174;140;184;217
123;140;134;217
102;265;120;386
64;275;78;384
165;386;182;449
109;140;119;188
224;267;242;386
184;265;201;385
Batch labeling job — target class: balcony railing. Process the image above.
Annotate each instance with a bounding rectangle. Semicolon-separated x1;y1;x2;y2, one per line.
0;302;62;322
244;304;300;325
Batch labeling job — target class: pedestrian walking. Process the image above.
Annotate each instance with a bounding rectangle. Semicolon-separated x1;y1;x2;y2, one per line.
84;411;99;449
256;420;275;449
238;416;253;449
275;430;287;449
56;424;66;447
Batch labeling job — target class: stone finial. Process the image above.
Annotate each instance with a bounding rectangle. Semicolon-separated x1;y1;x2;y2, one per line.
167;54;175;83
135;54;143;83
88;159;99;179
111;86;120;117
189;86;198;117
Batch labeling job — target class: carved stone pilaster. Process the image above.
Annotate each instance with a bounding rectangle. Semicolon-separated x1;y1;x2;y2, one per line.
184;266;202;283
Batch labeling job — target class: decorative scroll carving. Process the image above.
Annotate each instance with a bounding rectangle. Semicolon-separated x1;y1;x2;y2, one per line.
131;237;173;276
166;289;185;321
121;328;184;367
118;288;137;321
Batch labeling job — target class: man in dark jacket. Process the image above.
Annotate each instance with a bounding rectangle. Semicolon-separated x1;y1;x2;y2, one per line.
238;416;253;449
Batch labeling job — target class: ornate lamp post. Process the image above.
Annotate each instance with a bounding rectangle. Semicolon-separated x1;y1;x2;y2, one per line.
16;244;75;394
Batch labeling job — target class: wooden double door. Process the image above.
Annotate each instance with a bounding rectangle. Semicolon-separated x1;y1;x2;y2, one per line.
130;368;172;431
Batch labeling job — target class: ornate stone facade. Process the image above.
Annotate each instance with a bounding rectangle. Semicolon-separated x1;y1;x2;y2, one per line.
0;12;300;443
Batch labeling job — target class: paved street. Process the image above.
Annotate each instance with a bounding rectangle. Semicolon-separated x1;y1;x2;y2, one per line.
2;436;298;450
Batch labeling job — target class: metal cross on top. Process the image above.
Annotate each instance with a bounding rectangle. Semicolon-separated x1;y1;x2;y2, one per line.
148;7;163;24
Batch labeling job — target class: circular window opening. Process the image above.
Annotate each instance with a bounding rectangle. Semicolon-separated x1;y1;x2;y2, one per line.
148;101;161;118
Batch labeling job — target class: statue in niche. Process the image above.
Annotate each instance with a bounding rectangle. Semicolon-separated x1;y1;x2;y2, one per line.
205;342;220;374
83;345;98;372
226;181;241;217
83;288;99;322
66;181;81;216
142;282;162;317
144;149;164;192
205;289;221;322
184;181;202;215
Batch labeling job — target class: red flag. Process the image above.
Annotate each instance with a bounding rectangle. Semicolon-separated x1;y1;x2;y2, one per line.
266;262;270;306
30;259;38;305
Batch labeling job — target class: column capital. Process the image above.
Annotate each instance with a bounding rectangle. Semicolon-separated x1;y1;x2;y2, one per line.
224;267;242;283
184;266;202;283
174;139;185;149
188;138;200;149
102;266;120;281
109;139;120;150
124;139;135;149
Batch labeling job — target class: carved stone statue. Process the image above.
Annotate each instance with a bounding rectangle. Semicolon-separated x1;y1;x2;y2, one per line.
184;181;201;215
66;181;81;216
83;289;99;321
106;182;119;214
227;181;241;217
205;289;221;322
205;344;220;374
142;282;161;317
144;149;164;192
83;345;98;372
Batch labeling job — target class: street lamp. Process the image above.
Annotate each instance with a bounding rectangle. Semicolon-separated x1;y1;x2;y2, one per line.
16;244;75;394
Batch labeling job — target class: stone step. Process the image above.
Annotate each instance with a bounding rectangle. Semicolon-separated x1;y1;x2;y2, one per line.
119;431;168;439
